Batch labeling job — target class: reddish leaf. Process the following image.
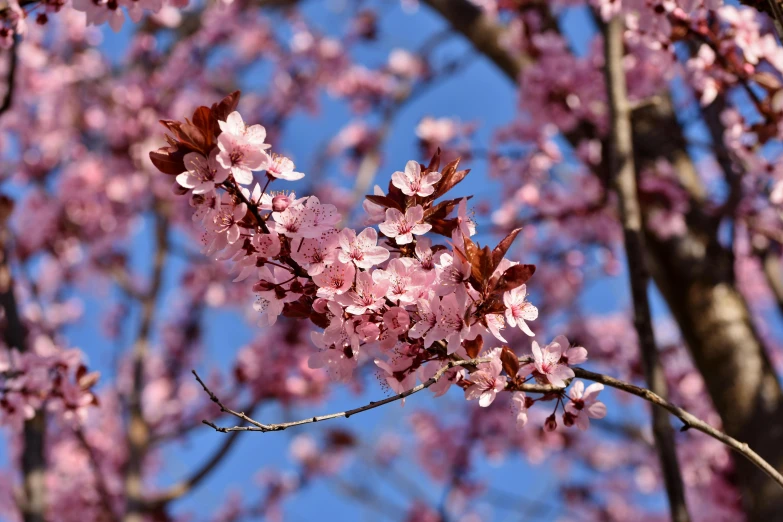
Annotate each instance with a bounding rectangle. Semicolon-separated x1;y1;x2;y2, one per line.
429;218;459;238
424;196;471;221
180;120;210;154
365;194;403;212
463;335;483;359
211;90;241;122
386;177;407;205
494;264;536;294
426;148;441;172
479;245;494;283
492;228;522;269
192;106;215;149
149;146;187;175
500;346;520;377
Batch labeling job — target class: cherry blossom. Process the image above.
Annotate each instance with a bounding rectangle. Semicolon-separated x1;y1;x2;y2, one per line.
510;392;529;430
267;153;305;181
564;380;607;430
464;349;507;407
217;112;272;185
391;160;442;197
520;339;576;388
177;150;230;194
313;261;356;298
503;284;538;337
337;227;390;269
378;205;431;244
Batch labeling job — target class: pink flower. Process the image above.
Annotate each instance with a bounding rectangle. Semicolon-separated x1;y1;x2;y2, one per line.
363;185;387;225
503;284;538;337
267;153;305;181
205;193;247;250
313;260;356;298
337;227;390;269
409;296;438;339
72;0;125;31
375;258;427;305
565;380;607;430
391;160;441;197
417;363;464;397
435;249;471;297
336;271;388;314
253;266;300;327
521;339;574;388
378;205;431;245
464;350;507;407
176;150;230;194
425;293;476;354
383;306;410;335
375;357;417;396
510;392;528;430
219;110;271;148
456;198;476;237
554;334;587;365
217;112;271;185
290;229;339;276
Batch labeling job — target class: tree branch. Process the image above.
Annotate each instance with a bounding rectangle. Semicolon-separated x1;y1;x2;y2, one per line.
74;428;117;520
0;35;17;117
571;367;783;491
192;360;557;433
0;195;46;522
421;0;526;83
123;204;169;522
603;16;690;522
194;356;783;494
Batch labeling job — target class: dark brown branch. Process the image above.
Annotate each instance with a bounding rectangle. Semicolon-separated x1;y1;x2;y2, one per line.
0;35;17;116
123;203;169;522
422;0;526;82
0;195;46;522
603;16;690;522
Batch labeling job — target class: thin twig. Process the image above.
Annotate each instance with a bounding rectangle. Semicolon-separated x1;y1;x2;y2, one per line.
603;15;690;522
192;358;557;433
194;358;783;493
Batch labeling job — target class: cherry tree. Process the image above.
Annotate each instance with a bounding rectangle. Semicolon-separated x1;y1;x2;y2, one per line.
2;1;783;521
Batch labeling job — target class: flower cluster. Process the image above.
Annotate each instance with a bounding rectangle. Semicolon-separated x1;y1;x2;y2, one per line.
0;343;100;426
151;91;605;432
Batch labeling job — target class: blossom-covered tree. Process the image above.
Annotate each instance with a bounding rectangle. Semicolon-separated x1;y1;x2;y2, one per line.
3;0;783;521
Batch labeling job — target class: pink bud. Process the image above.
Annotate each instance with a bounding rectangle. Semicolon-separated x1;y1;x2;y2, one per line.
253;279;275;292
563;411;576;428
544;414;557;432
272;194;291;212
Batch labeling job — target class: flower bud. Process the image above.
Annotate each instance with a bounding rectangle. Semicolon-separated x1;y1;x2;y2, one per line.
563;411;576;428
544;414;557;432
272;194;291;212
172;183;189;196
253;279;275;292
